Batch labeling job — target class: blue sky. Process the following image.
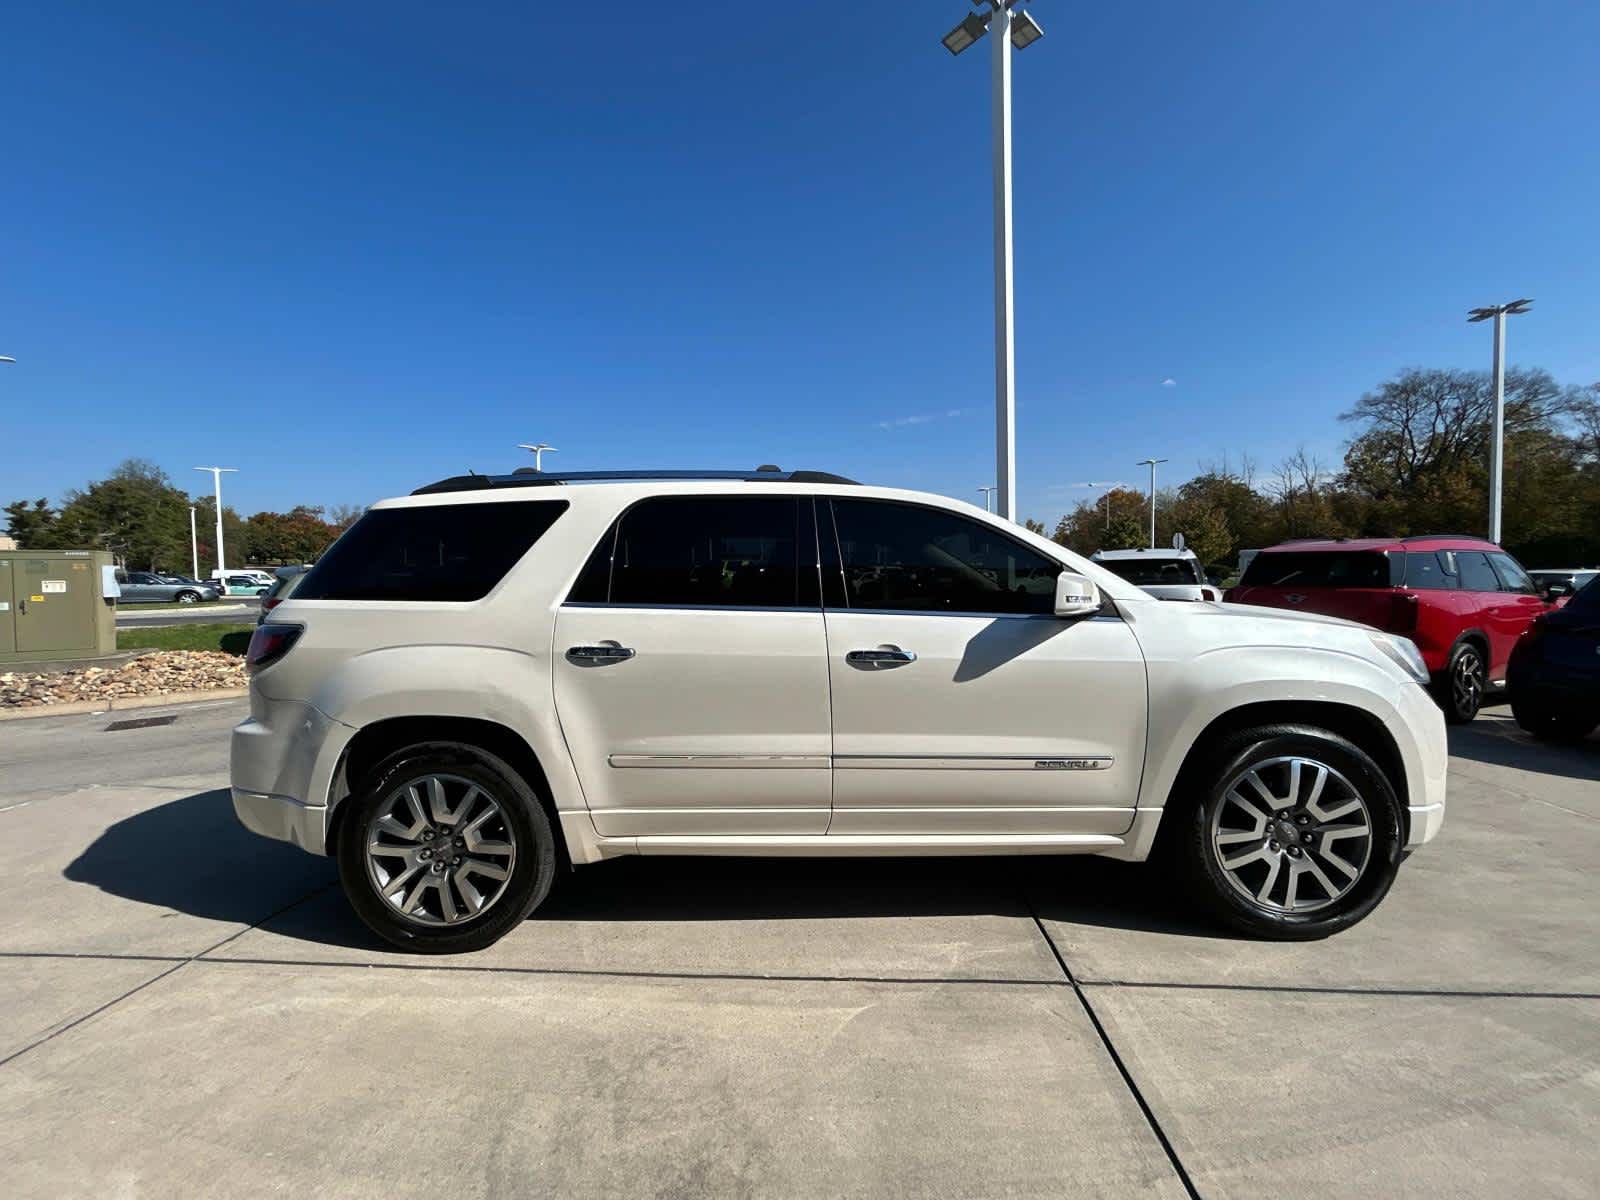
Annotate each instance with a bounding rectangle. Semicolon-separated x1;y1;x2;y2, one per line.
3;1;1598;522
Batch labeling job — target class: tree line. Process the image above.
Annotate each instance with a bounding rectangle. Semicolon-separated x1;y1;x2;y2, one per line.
7;367;1598;575
1034;367;1600;571
3;459;360;574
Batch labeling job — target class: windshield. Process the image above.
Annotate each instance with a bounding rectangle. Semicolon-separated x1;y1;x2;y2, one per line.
1240;551;1400;589
1099;557;1204;587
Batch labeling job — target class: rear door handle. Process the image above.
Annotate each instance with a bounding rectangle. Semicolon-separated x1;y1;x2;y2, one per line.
566;644;636;665
845;647;916;668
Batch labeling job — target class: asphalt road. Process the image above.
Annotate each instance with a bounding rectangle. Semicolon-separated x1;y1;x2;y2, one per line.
114;601;257;627
1;700;1595;1198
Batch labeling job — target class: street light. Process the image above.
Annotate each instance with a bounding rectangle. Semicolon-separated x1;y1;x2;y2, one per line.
1135;458;1168;548
1467;298;1532;544
189;506;199;580
1068;481;1126;530
940;0;1046;523
192;467;238;576
977;485;997;512
517;443;558;472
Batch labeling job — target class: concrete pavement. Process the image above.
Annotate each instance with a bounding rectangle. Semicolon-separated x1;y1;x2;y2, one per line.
115;602;257;627
0;699;1595;1197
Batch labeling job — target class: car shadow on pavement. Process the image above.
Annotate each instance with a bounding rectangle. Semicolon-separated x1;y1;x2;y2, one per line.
539;853;1229;940
1448;720;1598;782
62;788;355;948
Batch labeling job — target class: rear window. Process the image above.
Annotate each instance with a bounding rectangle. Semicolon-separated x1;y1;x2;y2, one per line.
1403;552;1456;589
293;500;568;602
1240;551;1400;589
1099;557;1203;587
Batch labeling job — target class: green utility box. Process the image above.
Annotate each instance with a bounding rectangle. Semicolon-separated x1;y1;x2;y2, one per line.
0;550;118;664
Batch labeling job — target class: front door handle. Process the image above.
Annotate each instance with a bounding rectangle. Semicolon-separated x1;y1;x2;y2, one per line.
845;647;917;669
566;644;636;665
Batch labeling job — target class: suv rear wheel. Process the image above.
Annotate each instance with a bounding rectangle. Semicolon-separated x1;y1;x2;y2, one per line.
1176;725;1403;940
337;742;557;953
1435;641;1485;724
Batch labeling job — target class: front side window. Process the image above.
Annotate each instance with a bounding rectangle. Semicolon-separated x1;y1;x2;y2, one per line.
828;498;1062;615
1488;552;1538;595
580;496;808;608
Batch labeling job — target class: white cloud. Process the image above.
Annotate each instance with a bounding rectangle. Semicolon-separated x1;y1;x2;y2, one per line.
875;406;978;431
1161;377;1177;388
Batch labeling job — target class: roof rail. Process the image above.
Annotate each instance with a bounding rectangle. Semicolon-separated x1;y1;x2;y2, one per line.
412;468;860;496
1399;533;1486;543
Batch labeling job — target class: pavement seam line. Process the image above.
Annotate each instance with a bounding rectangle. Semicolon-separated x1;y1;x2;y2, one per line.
1023;897;1203;1200
1074;978;1600;1001
0;882;339;1069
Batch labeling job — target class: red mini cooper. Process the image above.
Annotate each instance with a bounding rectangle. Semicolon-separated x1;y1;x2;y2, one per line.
1225;535;1551;723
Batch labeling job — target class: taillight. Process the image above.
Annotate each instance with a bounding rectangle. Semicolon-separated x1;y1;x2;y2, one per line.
1388;592;1419;634
246;623;303;672
262;596;281;612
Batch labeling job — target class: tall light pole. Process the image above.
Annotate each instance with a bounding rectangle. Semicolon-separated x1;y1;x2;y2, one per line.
193;467;237;575
189;506;199;580
1467;299;1532;544
1068;482;1125;531
977;485;997;512
942;1;1046;524
517;443;558;472
1136;458;1168;548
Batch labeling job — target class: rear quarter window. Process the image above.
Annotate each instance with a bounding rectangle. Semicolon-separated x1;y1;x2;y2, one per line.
293;500;568;602
1239;551;1400;588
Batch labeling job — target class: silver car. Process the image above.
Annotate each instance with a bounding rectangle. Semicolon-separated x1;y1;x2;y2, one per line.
117;571;222;604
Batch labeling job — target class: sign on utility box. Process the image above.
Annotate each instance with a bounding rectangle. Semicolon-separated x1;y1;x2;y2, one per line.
0;550;118;663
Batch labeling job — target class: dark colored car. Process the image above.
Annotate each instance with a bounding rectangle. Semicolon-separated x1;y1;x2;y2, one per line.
1224;535;1550;723
1507;576;1600;741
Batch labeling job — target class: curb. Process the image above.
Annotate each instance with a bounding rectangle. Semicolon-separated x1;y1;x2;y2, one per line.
0;687;250;723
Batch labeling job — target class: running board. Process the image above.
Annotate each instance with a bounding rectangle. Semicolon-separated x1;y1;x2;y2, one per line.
604;833;1126;858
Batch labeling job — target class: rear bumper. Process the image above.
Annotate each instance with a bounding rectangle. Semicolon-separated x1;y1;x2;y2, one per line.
232;788;327;854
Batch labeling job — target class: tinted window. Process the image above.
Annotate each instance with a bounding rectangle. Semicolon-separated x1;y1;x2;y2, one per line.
1452;551;1501;593
1240;551;1400;589
1565;577;1600;616
828;498;1062;614
603;496;806;608
1488;553;1538;595
1403;552;1456;590
294;500;568;602
1098;556;1204;587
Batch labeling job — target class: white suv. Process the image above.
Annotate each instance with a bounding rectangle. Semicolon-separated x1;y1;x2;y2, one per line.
232;468;1447;952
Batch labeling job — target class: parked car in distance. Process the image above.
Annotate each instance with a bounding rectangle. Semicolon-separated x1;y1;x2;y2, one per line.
1508;575;1600;742
258;565;310;624
1527;568;1598;606
233;467;1446;953
1225;535;1550;723
212;568;275;590
116;571;221;604
216;573;271;597
1091;548;1221;601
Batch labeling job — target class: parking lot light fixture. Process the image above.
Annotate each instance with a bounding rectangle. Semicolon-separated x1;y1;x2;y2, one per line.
1467;299;1532;544
940;1;1046;522
1136;458;1168;548
517;443;558;472
193;467;238;575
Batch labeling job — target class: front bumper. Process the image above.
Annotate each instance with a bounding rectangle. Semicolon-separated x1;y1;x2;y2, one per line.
1395;680;1449;848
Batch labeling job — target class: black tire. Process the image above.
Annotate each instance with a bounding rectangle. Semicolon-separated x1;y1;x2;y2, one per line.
1433;641;1485;724
175;590;200;604
1511;696;1598;742
1175;724;1404;940
336;741;557;953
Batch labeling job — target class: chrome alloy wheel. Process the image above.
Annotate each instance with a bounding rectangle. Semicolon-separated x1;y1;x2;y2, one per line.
1208;756;1373;914
1452;646;1484;715
365;773;517;926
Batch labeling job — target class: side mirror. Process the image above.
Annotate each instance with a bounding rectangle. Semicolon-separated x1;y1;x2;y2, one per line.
1544;582;1571;600
1054;571;1101;618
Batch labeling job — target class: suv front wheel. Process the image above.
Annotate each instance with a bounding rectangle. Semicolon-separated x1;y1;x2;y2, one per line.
338;742;557;953
1176;725;1403;940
